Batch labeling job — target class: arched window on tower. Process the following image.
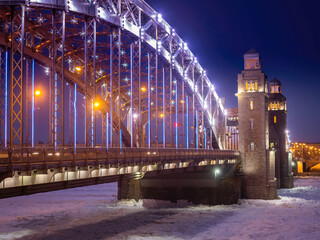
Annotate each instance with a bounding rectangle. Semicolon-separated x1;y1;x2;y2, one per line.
250;142;255;151
271;86;275;93
270;78;282;94
250;119;254;129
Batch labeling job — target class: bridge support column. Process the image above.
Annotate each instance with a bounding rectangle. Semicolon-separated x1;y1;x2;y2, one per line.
118;165;241;205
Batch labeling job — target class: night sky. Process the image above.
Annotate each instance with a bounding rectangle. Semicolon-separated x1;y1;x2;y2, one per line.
147;0;320;143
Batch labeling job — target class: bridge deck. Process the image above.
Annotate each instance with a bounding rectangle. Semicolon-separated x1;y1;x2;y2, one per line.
0;148;240;197
0;147;240;173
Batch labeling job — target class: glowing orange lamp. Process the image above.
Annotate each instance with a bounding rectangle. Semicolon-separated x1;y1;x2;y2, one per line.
35;90;41;96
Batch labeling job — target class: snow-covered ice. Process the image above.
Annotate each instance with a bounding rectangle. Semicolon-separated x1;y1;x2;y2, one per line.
0;177;320;240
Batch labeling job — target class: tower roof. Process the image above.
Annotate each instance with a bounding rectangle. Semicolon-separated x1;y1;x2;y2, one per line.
245;48;258;54
270;78;281;85
243;48;260;60
243;48;261;70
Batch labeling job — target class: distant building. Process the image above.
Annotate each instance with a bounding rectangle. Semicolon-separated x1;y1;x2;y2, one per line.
226;108;239;150
290;142;320;172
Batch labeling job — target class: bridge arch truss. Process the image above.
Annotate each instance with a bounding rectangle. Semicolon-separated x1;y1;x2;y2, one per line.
0;0;227;150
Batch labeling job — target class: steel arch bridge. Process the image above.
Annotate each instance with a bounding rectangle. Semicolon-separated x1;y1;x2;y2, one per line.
0;0;227;151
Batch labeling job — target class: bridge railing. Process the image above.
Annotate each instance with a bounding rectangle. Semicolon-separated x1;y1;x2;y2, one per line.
0;147;240;167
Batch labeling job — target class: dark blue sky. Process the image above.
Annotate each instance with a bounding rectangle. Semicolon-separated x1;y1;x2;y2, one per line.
147;0;320;143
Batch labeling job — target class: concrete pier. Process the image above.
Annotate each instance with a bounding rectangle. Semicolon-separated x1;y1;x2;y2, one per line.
118;165;241;205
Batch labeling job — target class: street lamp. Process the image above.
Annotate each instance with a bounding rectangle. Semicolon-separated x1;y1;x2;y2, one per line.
94;101;100;108
214;168;220;178
35;90;41;96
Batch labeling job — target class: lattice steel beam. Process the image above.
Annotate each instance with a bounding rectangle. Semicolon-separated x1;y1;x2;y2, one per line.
84;17;96;147
10;6;25;147
50;10;65;147
0;47;7;147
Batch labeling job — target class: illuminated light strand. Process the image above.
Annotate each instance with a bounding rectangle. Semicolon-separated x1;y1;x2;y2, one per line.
147;54;151;148
106;112;109;149
5;50;8;148
130;44;133;148
162;68;166;148
31;59;35;147
74;84;77;151
204;128;207;149
186;96;189;149
196;110;198;149
175;78;178;149
54;73;58;148
91;99;94;147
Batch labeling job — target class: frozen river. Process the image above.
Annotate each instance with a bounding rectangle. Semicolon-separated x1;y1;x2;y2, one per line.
0;177;319;240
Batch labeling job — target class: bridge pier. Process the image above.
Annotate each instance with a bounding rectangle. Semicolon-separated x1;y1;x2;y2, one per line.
118;178;142;201
281;153;294;188
118;165;241;205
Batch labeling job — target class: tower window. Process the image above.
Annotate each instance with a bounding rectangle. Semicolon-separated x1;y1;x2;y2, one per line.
277;102;280;110
250;142;255;151
246;60;250;69
245;82;248;91
274;116;277;123
250;83;253;91
250;100;253;110
255;82;258;91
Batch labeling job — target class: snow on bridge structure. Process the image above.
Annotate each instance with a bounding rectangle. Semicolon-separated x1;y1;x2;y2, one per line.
0;0;287;204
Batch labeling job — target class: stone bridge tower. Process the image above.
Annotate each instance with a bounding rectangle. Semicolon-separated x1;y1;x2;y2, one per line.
269;78;294;188
237;49;277;199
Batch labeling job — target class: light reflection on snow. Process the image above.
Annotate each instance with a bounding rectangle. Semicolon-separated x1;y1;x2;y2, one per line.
0;229;35;239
